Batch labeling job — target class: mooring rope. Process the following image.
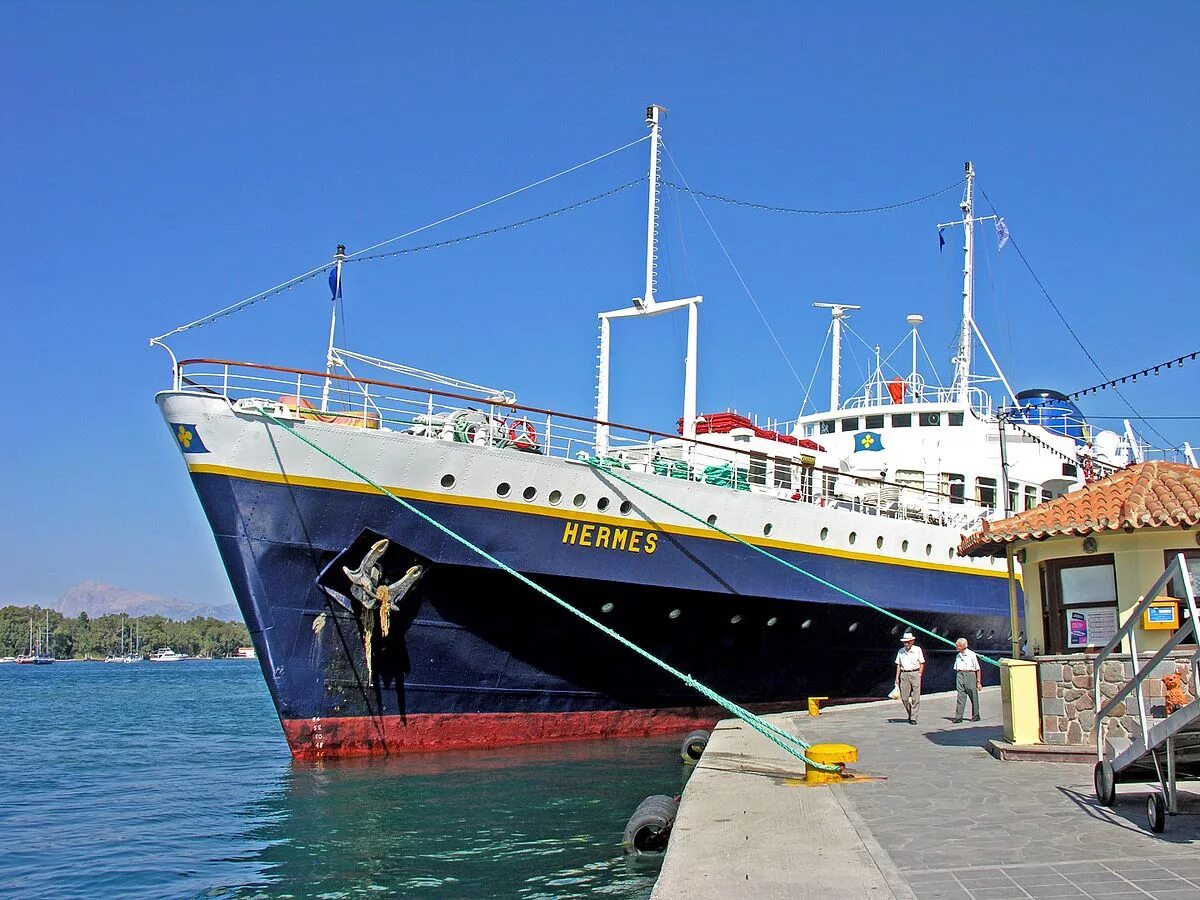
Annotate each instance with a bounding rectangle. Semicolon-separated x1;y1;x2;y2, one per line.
255;408;841;772
584;457;1003;669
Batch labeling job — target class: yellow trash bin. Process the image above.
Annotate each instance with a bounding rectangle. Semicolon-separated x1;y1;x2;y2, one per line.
1000;658;1040;745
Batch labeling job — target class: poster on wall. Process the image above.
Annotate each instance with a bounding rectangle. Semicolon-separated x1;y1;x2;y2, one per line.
1066;605;1119;649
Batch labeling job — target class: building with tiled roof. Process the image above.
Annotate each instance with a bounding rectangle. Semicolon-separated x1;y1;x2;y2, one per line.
960;462;1200;558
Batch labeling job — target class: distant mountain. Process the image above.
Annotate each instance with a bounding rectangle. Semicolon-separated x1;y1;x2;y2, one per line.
53;581;242;623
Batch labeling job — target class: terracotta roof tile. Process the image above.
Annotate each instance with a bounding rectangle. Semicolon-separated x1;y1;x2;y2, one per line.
959;461;1200;557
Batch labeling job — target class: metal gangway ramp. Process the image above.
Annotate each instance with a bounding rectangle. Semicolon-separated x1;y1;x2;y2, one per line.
1093;552;1200;833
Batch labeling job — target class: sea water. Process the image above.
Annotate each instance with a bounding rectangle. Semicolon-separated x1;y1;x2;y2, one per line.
0;661;687;898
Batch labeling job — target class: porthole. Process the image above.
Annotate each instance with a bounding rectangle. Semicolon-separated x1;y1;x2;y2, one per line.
766;617;778;627
620;500;632;515
901;540;910;552
440;474;456;489
523;486;537;501
668;608;681;620
948;548;955;560
801;619;812;629
975;629;983;639
548;490;563;506
730;615;742;625
820;527;829;541
925;543;933;557
763;523;773;536
988;630;996;639
1018;631;1024;641
875;536;884;549
601;602;614;613
848;622;859;633
707;514;718;526
1005;632;1012;641
848;532;857;545
572;493;586;508
497;482;511;497
597;497;610;511
891;625;900;635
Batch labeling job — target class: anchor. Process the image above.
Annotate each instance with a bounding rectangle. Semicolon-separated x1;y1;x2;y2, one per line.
342;538;425;681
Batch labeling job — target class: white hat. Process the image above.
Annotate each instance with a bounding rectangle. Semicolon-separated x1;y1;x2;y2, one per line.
901;632;916;642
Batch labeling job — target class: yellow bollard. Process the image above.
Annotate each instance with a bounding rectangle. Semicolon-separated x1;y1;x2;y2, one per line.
807;696;829;717
805;742;857;784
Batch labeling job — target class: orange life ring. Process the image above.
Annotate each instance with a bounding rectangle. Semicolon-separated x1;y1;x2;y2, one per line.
508;417;539;451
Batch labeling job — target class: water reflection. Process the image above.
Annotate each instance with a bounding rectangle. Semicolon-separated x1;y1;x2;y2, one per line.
224;737;690;898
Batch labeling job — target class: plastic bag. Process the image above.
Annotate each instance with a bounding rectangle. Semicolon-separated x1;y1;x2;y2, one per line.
888;682;901;700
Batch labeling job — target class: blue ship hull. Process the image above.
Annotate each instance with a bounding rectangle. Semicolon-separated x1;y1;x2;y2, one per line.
192;469;1017;756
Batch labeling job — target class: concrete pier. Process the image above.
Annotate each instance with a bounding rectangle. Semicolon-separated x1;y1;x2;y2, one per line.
653;688;1200;899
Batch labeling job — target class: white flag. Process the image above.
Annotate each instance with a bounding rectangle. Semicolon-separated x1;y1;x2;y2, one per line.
996;217;1010;250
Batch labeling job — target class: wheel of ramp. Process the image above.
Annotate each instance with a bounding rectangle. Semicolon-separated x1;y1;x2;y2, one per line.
1094;761;1116;808
805;743;857;784
1147;793;1166;834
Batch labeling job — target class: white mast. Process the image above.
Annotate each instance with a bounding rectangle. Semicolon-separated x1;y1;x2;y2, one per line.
907;313;923;396
813;302;860;411
956;162;975;403
320;243;346;412
643;105;662;308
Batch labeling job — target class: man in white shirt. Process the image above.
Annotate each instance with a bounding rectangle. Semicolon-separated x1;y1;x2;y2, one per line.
894;632;925;724
951;637;983;723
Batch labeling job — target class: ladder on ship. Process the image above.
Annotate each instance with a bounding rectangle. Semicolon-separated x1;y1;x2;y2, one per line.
1093;553;1200;833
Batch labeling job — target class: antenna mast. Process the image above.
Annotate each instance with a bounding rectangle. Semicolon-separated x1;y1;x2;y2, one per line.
320;243;346;412
643;105;663;308
956;162;975;403
813;302;861;411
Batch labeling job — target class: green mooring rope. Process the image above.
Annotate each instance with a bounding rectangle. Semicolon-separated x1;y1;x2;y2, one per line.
585;457;1002;669
258;409;839;772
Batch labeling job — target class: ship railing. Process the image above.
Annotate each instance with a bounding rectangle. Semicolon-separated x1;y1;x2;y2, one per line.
175;359;988;525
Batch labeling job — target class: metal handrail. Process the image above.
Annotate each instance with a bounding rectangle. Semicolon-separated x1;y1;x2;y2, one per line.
1094;553;1200;762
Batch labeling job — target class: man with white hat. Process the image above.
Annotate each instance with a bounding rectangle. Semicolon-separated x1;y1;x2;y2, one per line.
894;632;925;724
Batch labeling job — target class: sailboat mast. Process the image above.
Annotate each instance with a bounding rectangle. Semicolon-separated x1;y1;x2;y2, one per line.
955;161;976;403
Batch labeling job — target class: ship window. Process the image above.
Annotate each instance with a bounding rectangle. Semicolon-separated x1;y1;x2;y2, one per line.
1041;488;1052;504
820;527;829;541
773;460;792;489
891;413;912;428
841;417;860;431
896;469;923;490
548;490;562;506
731;615;742;624
801;619;812;629
763;523;773;536
925;543;933;556
601;602;614;613
440;474;456;489
766;617;778;627
819;420;835;435
1024;485;1037;511
1008;482;1019;514
849;531;857;545
976;477;997;509
876;536;884;549
669;609;681;619
597;497;610;511
941;473;965;504
734;433;751;443
523;486;537;501
865;414;885;429
919;412;942;427
573;493;586;508
901;539;910;552
1063;462;1078;477
497;482;512;497
948;547;955;559
619;500;632;515
848;622;859;632
948;412;965;426
749;456;768;485
707;514;718;525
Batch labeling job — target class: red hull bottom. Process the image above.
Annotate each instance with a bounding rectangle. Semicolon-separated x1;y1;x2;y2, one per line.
281;707;725;759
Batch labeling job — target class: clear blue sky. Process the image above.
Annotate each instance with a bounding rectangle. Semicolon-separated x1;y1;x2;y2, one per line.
2;3;1197;607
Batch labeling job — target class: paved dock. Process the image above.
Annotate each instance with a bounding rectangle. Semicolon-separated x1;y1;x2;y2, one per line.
652;688;1200;899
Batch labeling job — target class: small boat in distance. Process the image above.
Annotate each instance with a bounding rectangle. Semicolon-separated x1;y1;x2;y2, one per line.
16;614;54;665
148;647;188;662
104;615;143;663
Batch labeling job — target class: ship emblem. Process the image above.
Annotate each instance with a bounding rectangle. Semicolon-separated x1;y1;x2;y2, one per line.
855;431;884;452
170;423;209;454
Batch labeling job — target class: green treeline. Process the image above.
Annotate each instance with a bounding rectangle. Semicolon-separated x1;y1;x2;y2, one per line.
0;606;251;659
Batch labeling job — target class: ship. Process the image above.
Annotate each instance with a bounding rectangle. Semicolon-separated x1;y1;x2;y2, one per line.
153;107;1143;758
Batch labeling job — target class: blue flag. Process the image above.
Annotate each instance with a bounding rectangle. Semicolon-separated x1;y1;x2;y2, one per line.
938;227;945;252
854;431;884;452
328;266;342;301
996;217;1010;250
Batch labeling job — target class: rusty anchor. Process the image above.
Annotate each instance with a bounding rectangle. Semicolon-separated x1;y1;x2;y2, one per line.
342;538;425;681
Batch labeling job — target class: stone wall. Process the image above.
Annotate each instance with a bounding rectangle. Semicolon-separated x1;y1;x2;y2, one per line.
1036;652;1196;746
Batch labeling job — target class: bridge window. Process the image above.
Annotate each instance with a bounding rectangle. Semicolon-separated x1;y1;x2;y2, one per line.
891;413;912;428
841;417;860;432
919;412;942;427
975;477;997;509
865;414;885;429
819;420;835;435
948;412;964;426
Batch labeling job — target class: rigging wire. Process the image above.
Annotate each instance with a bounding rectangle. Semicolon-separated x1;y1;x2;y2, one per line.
977;186;1176;449
798;321;833;416
661;178;966;216
660;140;806;389
343;178;647;263
149;135;650;343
